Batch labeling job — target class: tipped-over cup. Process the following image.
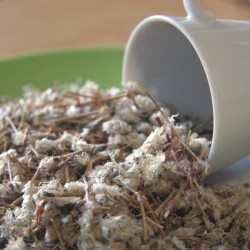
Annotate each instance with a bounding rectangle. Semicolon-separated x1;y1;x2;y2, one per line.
122;0;250;173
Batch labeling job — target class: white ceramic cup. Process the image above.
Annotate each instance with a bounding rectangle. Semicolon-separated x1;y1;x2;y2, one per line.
122;0;250;173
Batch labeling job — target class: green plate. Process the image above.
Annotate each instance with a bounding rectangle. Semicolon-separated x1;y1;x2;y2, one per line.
0;47;124;98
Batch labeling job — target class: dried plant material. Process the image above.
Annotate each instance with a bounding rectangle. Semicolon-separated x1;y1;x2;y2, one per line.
3;237;26;250
0;80;249;250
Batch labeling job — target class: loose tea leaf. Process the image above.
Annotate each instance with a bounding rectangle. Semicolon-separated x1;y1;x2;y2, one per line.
0;81;249;250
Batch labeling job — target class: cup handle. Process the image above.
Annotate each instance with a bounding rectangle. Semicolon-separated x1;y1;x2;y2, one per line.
183;0;215;22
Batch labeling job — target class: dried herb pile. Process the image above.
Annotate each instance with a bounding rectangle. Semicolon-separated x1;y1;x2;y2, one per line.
0;81;249;250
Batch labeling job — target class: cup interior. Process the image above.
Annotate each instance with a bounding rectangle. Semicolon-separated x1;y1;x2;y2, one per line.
124;19;213;121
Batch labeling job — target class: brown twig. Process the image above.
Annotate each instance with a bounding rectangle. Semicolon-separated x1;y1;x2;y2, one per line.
146;216;164;230
6;157;13;182
142;196;165;237
64;91;98;99
64;165;71;183
46;110;99;123
125;187;148;243
11;196;23;207
53;148;85;160
164;180;187;218
188;175;212;230
50;218;66;250
155;191;177;217
138;194;148;243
